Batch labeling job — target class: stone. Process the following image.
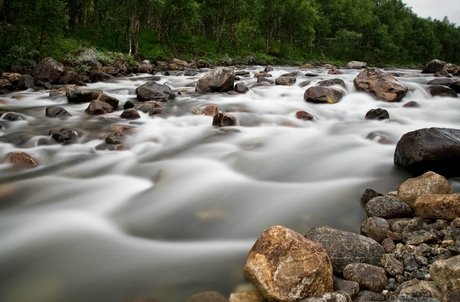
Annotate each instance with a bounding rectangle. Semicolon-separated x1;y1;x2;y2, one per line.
365;196;414;219
365;108;390;120
49;128;78;145
213;113;237;127
414;194;460;220
202;104;219;116
403;101;420;108
58;71;80;85
33;57;65;83
2;112;25;121
0;132;33;146
46;106;72;118
394;128;460;178
295;111;314;121
170;58;188;70
428;85;458;98
257;77;274;84
90;70;112;82
244;225;333;302
124;101;135;110
390;296;441;302
343;263;388;292
136;81;174;102
361;188;384;205
123;297;160;302
75;48;102;70
382;254;404;276
275;76;296;86
403;229;438;245
120;108;141;119
427;78;453;86
264;65;274;72
328;66;342;75
235;82;249;93
18;74;34;90
305;226;385;273
430;255;460;301
451;80;460;93
138;60;154;74
354;291;385;301
1;72;22;85
347;61;367;69
186;291;229;302
422;59;447;74
333;276;360;298
66;88;102;103
85;99;114;115
4;152;38;167
317;78;345;88
229;291;264;302
382;238;396;253
300;292;351;302
354;67;408;102
361;216;393;242
399;281;443;301
196;67;235;93
105;132;124;145
397;171;451;209
0;78;13;90
97;93;120;110
304;86;344;104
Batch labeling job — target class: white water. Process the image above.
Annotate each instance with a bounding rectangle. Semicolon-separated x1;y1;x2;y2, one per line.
0;66;459;301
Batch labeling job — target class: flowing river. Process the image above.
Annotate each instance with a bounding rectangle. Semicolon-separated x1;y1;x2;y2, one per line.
0;66;459;301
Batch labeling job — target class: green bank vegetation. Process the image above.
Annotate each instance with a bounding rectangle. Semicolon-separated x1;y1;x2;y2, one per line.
1;0;459;68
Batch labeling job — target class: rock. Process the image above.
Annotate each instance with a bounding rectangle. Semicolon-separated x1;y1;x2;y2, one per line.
365;108;390;120
184;69;199;76
305;226;385;273
0;79;13;90
317;78;346;88
58;71;80;84
138;60;154;74
353;290;385;301
402;229;438;245
4;152;38;167
197;59;212;69
399;281;443;301
365;196;414;219
212;113;237;127
403;101;420;108
245;55;255;65
343;263;388;292
361;189;384;205
428;85;458;98
66;88;102;103
333;276;360;298
300;292;351;302
275;76;296;86
434;70;451;78
422;59;447;74
33;57;65;83
49;128;78;145
202;104;219;116
2;112;25;121
85;99;115;115
264;65;274;72
229;291;264;302
46;106;72;118
390;295;441;302
123;297;160;302
244;225;333;302
0;132;33;146
430;255;460;301
451;80;460;93
136;81;174;102
397;171;451;208
354;67;408;102
394;127;460;178
196;67;235;93
170;58;188;70
427;78;453;86
366;132;392;144
186;291;229;302
382;238;396;253
347;61;367;69
18;74;34;90
295;111;314;121
328;66;342;75
1;72;22;85
382;254;404;276
124;101;135;110
90;70;112;82
361;217;394;242
304;86;344;104
76;48;102;70
257;77;274;84
97;93;119;110
235;82;249;93
414;194;460;220
120;108;141;119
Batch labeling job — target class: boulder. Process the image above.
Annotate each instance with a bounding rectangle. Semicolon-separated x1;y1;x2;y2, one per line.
138;60;154;74
212;113;237;127
317;78;346;88
196;67;235;93
90;70;112;82
451;80;460;93
361;217;394;243
85;99;115;115
305;226;385;273
1;72;22;85
343;263;388;292
58;71;80;85
414;194;460;220
422;59;446;74
120;108;141;119
202;104;219;116
244;225;333;302
136;82;174;102
234;82;249;93
397;171;451;208
354;67;407;102
328;66;342;75
264;65;274;72
428;85;458;98
275;76;296;86
46;106;72;118
4;151;38;167
365;196;414;219
394;127;460;178
66;88;102;103
304;86;344;104
18;74;34;90
427;78;453;86
49;128;78;145
0;79;13;90
365;108;390;120
75;48;102;70
430;255;460;301
97;93;119;110
33;57;65;83
434;70;451;78
170;58;188;70
347;61;367;69
295;111;314;121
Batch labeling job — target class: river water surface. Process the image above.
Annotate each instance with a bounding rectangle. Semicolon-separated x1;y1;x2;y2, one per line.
0;66;459;301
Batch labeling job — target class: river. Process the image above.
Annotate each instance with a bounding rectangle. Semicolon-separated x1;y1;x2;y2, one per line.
0;66;458;301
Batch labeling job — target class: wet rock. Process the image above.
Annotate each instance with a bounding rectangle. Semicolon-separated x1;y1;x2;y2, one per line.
317;78;345;88
430;255;460;301
170;58;188;70
18;74;34;90
264;65;274;72
347;61;367;69
343;263;388;292
397;171;451;208
105;132;124;145
382;253;404;276
138;60;154;74
295;111;314;121
202;104;219;116
300;292;351;302
120;108;141;119
0;79;13;90
244;225;333;302
275;76;296;86
75;48;102;70
58;71;80;85
3;112;25;121
394;127;460;178
354;67;408;102
414;194;460;220
427;78;453;86
85;99;115;115
33;57;65;83
212;113;237;127
257;77;274;84
403;101;420;108
136;81;174;102
333;276;360;298
366;132;392;144
66;88;102;103
4;152;38;167
184;69;198;76
354;290;385;301
90;70;112;82
365;108;390;120
451;80;460;93
428;85;458;98
0;132;33;146
196;67;235;93
361;216;394;242
186;291;228;302
234;82;249;93
254;72;271;78
49;128;78;145
365;196;414;219
46;106;72;118
124;101;135;110
97;93;120;110
361;188;384;205
304;86;344;104
435;70;451;78
422;59;447;74
328;66;342;75
305;226;385;273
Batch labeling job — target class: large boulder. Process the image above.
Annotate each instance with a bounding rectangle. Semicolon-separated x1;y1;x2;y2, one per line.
244;225;333;302
136;82;174;102
422;59;446;74
33;57;65;83
394;127;460;178
353;67;408;102
304;86;344;104
75;48;102;71
347;61;367;69
138;60;154;74
196;67;235;93
66;88;103;103
305;226;385;273
414;194;460;220
430;255;460;301
428;85;458;98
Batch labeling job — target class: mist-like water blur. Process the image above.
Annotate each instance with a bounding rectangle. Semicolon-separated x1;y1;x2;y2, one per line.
0;66;458;301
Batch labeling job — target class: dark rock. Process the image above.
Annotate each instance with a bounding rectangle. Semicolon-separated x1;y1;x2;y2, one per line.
275;76;296;86
403;230;438;245
366;132;392;144
46;106;72;118
58;71;80;84
354;67;408;102
66;88;102;103
212;113;237;127
361;216;393;242
33;57;65;83
422;59;447;74
138;60;154;74
343;263;388;292
18;74;34;90
382;254;404;276
361;188;384;205
85;99;115;115
434;70;451;78
403;101;421;108
394;127;460;178
365;108;390;120
4;151;38;167
0;79;13;90
354;290;385;302
184;69;198;76
295;111;314;121
196;60;212;69
90;70;112;82
234;82;249;93
257;77;274;84
451;80;460;93
428;85;458;98
120;108;141;119
105;132;124;145
136;82;174;102
75;48;102;70
304;86;344;104
3;112;25;121
245;55;255;65
97;93;119;110
264;65;274;72
365;196;414;219
305;226;385;273
427;78;453;86
196;67;235;93
317;78;346;88
333;276;360;298
124;101;135;109
49;128;78;145
186;291;228;302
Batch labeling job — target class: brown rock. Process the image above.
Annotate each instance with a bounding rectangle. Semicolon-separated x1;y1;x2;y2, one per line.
381;254;404;276
365;196;414;219
66;88;102;103
399;281;443;301
235;82;249;94
295;111;314;121
353;67;408;102
333;276;360;298
229;291;265;302
360;217;393;242
422;59;447;73
46;106;72;118
196;67;235;93
120;108;141;119
429;85;458;98
397;171;451;209
202;104;219;116
414;194;460;220
304;86;344;104
343;263;388;292
212;113;237;127
244;225;333;302
275;76;296;86
1;72;22;85
85;99;114;115
430;255;460;301
382;238;396;253
97;93;120;110
187;291;229;302
4;152;38;167
33;57;65;83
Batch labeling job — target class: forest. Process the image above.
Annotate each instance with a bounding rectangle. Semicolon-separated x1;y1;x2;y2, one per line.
1;0;459;68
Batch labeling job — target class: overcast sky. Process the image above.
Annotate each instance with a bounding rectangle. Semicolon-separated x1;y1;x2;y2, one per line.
401;0;460;26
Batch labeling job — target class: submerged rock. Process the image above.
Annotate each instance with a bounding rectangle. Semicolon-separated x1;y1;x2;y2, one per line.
4;151;38;167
